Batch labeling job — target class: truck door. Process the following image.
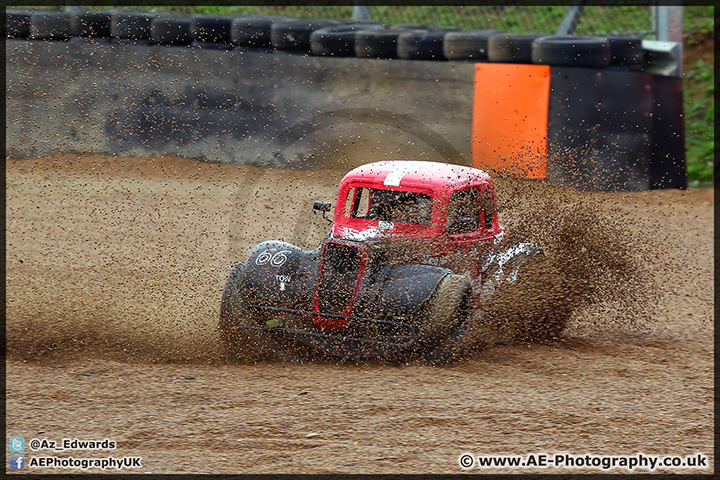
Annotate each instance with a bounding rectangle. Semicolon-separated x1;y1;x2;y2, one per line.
444;186;497;276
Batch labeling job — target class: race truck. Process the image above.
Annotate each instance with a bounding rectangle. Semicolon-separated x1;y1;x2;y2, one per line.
220;160;553;364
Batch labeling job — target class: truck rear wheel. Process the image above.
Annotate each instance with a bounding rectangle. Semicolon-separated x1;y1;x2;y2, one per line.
427;243;565;365
419;273;471;343
423;309;493;365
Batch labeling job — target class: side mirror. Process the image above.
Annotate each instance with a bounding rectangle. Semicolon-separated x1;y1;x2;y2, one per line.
313;201;332;212
313;201;332;223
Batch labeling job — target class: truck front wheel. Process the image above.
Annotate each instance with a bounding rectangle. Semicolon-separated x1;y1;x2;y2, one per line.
218;263;293;362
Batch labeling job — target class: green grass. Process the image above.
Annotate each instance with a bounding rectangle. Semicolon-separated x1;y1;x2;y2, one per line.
683;59;714;187
684;5;715;36
682;6;715;187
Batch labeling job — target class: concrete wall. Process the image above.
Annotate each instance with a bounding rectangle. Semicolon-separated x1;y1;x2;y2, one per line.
6;39;476;168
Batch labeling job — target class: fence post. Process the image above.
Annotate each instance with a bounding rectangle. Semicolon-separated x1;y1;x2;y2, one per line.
652;4;683;76
64;1;83;13
555;1;585;35
353;2;372;21
653;5;683;42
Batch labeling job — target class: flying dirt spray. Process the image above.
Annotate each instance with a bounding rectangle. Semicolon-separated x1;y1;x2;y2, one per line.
6;160;653;366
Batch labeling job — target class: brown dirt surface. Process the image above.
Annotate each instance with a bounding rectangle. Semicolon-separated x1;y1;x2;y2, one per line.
683;32;714;69
5;154;714;474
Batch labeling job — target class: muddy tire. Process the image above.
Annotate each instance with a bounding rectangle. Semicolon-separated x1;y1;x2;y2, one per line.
231;15;293;47
354;29;414;58
270;18;343;51
389;273;471;362
7;10;32;39
30;12;72;41
415;274;477;365
151;18;192;46
488;33;543;63
110;10;156;40
69;11;112;38
419;274;471;342
397;31;448;60
442;29;504;60
607;36;643;65
191;15;234;44
423;309;492;365
219;263;292;362
531;35;610;68
309;23;382;56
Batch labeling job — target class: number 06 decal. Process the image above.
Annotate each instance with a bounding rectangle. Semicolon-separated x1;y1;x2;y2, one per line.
255;250;290;267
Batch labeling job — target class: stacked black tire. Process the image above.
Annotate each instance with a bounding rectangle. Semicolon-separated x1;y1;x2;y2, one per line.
487;33;643;68
7;9;645;68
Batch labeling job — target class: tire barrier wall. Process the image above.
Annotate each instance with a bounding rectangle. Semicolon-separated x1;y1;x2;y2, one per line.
6;39;475;168
6;11;686;190
473;63;686;190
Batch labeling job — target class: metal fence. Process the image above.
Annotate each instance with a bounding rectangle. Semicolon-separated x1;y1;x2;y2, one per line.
159;4;660;39
53;4;678;40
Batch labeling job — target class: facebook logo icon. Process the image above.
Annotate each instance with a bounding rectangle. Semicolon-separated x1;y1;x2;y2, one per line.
9;436;25;452
10;454;25;470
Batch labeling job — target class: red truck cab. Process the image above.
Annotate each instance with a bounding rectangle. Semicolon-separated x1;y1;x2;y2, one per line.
329;160;504;276
220;160;548;362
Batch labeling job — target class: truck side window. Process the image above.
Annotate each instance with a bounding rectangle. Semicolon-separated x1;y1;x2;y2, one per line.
344;187;356;217
447;188;480;235
345;187;371;218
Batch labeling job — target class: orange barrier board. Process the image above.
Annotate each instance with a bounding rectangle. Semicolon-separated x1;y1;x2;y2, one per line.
472;63;551;179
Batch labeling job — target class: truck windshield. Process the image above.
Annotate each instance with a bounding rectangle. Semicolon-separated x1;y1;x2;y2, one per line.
345;187;433;226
